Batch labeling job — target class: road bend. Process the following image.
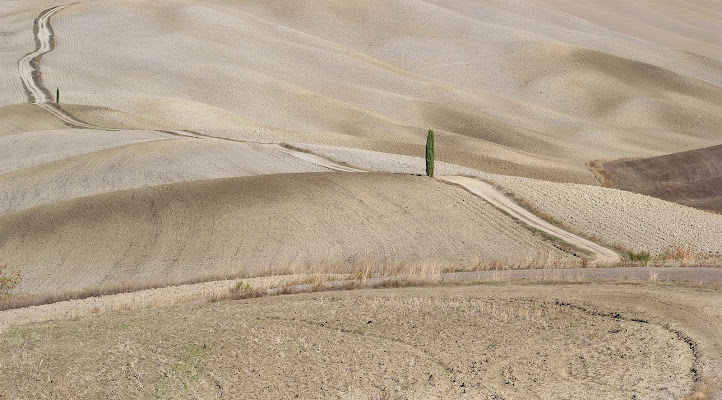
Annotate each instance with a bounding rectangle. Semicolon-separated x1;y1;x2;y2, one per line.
440;176;622;265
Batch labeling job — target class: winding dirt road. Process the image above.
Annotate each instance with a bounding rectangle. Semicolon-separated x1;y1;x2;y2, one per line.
6;5;721;398
440;176;622;264
18;4;119;130
18;5;68;104
16;5;370;157
16;4;621;266
14;5;666;269
17;4;203;137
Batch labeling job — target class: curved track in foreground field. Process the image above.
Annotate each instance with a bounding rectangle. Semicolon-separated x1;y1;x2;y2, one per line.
3;282;719;399
1;273;721;398
440;176;621;264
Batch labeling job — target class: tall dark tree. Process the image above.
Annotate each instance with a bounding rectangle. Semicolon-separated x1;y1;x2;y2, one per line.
426;129;434;177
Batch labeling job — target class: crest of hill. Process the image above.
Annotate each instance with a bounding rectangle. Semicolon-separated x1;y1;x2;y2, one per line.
527;0;722;63
0;138;327;215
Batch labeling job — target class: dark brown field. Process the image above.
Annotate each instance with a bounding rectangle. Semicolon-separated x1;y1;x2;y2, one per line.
603;145;722;213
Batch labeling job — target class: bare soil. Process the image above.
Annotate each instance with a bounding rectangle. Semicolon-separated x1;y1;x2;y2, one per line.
493;176;722;255
603;145;722;213
1;282;719;399
440;176;620;264
2;3;722;397
0;172;574;295
528;0;722;62
5;0;721;183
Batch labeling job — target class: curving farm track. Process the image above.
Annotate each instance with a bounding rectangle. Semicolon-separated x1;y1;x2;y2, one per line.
18;5;68;104
440;176;622;264
5;4;722;397
18;4;119;130
17;4;199;134
263;143;365;172
15;3;620;268
33;4;722;280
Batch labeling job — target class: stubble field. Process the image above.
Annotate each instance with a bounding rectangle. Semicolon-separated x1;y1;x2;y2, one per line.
3;282;720;399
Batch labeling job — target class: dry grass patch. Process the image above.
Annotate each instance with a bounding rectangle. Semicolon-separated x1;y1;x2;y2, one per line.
0;256;588;312
685;378;716;400
587;159;619;188
619;245;722;268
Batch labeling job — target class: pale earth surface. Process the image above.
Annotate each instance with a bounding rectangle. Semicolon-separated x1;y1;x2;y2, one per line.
3;0;722;183
1;0;722;398
2;283;721;399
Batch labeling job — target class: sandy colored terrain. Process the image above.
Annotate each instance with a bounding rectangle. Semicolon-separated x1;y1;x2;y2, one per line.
0;173;574;295
441;176;620;264
290;143;722;256
0;2;36;106
1;2;722;397
0;137;330;214
2;282;719;399
493;176;722;255
1;0;719;294
528;0;722;62
0;128;166;174
0;0;716;183
0;104;69;134
603;144;722;213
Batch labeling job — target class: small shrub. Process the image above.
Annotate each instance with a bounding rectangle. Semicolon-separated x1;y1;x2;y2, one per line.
662;245;697;262
235;281;252;293
0;265;21;299
627;251;651;262
215;280;265;301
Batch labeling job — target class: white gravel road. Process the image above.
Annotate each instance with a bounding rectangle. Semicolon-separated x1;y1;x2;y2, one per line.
18;4;69;104
441;176;621;264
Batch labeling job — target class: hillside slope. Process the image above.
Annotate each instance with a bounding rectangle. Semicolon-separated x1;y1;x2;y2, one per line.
602;145;722;213
0;137;327;214
528;0;722;62
2;0;720;182
0;173;573;294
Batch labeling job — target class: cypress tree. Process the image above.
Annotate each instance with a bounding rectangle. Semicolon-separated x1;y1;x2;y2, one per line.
56;88;59;104
426;129;434;177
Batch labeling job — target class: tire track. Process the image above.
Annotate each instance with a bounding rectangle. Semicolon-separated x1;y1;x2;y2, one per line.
263;143;364;172
18;4;122;131
16;5;360;162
